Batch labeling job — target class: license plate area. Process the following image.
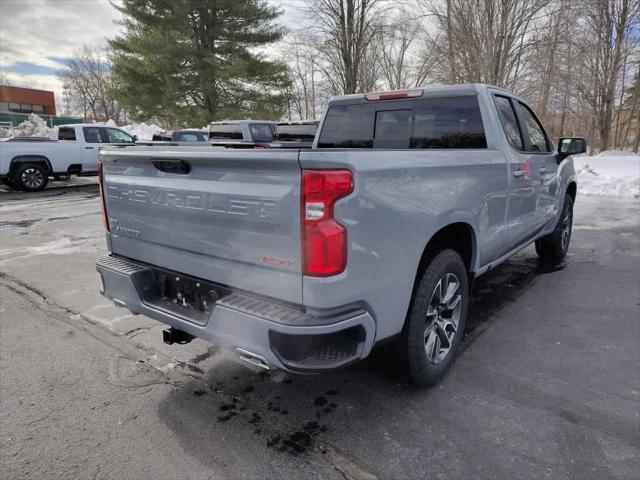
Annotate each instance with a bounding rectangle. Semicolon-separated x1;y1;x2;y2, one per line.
137;267;230;325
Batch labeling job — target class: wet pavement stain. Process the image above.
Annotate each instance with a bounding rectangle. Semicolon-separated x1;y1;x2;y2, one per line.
217;412;236;422
0;219;38;229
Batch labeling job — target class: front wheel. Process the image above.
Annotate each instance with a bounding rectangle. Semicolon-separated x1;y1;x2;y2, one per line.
398;249;469;386
535;193;573;263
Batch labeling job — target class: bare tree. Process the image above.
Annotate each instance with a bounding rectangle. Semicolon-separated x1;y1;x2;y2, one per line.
379;10;435;89
284;35;325;120
281;0;640;153
579;0;639;151
59;47;122;122
303;0;383;94
426;0;552;89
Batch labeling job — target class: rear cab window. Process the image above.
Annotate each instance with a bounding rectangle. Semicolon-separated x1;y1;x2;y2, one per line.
209;125;243;140
317;96;487;149
174;132;205;142
275;123;318;142
58;127;76;141
249;124;275;142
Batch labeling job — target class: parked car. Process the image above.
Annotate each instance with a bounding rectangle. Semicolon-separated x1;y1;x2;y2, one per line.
151;129;208;142
208;120;277;148
96;84;584;385
0;124;135;191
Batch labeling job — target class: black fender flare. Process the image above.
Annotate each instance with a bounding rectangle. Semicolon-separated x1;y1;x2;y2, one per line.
10;155;53;175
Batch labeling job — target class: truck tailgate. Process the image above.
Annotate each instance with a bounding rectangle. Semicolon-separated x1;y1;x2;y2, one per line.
100;147;302;304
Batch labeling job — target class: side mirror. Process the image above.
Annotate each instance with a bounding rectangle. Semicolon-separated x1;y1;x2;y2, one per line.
132;134;138;143
557;137;587;160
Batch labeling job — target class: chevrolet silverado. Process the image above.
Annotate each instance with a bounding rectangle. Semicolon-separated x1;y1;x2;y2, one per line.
96;84;585;385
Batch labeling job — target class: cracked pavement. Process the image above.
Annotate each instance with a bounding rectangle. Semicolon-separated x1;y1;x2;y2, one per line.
0;182;639;479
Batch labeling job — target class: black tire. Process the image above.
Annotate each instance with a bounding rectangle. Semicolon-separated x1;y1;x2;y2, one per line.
13;163;49;192
398;249;469;387
1;177;16;188
535;193;573;263
53;173;71;181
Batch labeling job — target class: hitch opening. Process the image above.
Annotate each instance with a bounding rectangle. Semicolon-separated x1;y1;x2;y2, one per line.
162;327;195;345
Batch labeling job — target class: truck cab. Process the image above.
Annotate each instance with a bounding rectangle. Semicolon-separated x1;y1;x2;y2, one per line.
0;123;134;191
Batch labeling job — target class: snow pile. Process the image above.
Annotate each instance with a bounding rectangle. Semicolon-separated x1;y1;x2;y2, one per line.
5;114;58;139
119;122;164;140
573;151;640;198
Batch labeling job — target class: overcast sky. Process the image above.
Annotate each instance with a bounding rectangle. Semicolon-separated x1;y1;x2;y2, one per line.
0;0;304;111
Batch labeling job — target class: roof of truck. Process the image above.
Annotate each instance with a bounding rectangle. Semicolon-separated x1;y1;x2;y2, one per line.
209;120;277;126
59;123;129;129
329;83;511;104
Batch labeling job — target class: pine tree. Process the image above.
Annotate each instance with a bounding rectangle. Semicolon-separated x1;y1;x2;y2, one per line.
109;0;290;126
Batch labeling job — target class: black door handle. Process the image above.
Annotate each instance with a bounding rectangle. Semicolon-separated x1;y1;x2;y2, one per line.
151;159;191;174
85;147;94;150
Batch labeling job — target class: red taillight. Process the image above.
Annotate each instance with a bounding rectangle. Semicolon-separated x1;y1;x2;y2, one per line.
97;159;109;232
302;169;353;276
364;88;424;101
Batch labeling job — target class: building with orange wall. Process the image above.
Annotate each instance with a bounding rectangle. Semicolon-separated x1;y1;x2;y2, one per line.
0;85;57;116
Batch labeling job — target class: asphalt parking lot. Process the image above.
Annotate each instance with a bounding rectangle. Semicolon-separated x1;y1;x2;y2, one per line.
0;182;638;480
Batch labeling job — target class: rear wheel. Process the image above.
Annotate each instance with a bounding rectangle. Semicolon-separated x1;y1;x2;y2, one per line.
13;163;49;192
535;193;573;263
398;249;469;386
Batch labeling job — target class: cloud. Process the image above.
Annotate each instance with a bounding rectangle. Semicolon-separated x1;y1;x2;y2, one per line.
0;0;305;113
0;0;122;104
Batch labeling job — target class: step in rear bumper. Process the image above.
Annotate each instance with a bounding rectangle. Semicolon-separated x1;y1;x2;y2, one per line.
96;255;376;372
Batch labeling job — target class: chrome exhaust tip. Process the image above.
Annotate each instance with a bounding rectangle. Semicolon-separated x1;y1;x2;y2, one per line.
235;348;270;370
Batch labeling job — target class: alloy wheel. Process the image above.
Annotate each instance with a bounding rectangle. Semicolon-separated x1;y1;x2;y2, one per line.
424;272;462;364
21;168;45;189
561;206;572;251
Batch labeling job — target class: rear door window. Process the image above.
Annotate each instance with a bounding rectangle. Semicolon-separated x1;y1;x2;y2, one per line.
317;104;374;148
517;102;551;153
410;97;487;149
493;96;523;151
83;127;104;143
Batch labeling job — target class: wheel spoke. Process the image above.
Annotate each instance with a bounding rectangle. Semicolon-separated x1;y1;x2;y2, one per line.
442;276;459;304
440;317;458;334
432;279;443;304
424;327;438;361
435;322;451;350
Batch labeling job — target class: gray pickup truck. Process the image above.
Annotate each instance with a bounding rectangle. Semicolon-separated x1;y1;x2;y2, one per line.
96;84;585;385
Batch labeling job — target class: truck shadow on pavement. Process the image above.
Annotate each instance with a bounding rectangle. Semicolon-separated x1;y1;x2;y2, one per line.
155;249;569;474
